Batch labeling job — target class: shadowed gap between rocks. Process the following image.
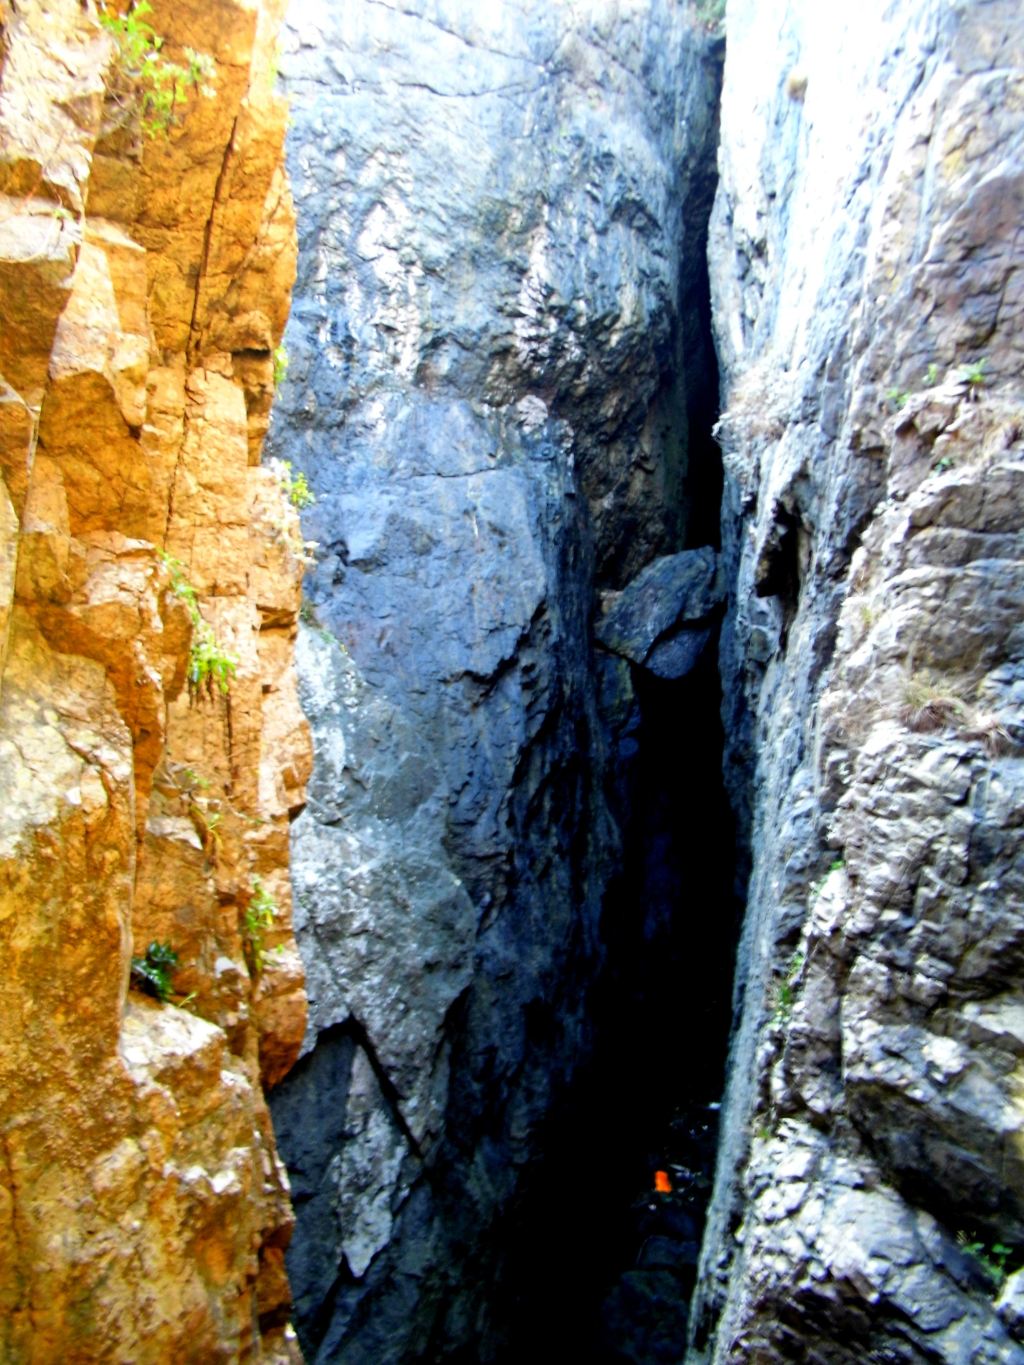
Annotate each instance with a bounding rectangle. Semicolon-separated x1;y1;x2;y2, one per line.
478;249;740;1360
482;645;740;1364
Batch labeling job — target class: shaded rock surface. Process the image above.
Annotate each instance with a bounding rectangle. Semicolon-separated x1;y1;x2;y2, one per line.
0;0;310;1357
267;0;724;1359
691;2;1024;1361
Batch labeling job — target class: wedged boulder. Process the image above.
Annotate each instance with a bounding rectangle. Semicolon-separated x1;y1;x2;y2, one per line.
596;546;721;678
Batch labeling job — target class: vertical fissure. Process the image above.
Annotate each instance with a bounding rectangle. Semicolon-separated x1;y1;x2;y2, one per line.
487;145;738;1359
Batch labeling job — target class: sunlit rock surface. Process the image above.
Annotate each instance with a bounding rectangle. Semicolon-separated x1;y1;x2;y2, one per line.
268;0;723;1357
690;2;1024;1360
0;0;309;1356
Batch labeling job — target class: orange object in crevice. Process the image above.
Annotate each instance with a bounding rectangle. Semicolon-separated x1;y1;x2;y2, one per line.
653;1169;672;1194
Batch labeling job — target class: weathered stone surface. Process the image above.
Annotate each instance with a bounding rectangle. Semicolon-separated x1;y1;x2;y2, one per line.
0;0;106;211
273;0;721;584
0;0;309;1355
0;611;291;1363
290;625;475;1152
727;1120;1024;1364
0;204;82;406
267;0;724;1357
999;1273;1024;1340
691;2;1024;1361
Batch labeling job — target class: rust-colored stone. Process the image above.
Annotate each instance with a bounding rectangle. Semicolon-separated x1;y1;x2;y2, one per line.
0;0;309;1356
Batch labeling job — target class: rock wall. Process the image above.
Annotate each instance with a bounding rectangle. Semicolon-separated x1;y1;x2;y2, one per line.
0;0;309;1357
12;0;1018;1359
692;1;1024;1360
266;1;723;1358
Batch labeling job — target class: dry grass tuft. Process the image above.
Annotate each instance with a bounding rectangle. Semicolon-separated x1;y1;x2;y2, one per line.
900;675;1017;753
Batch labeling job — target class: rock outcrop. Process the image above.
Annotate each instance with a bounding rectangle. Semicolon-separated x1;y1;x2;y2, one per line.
267;1;723;1358
9;0;1017;1359
0;0;309;1357
691;2;1024;1360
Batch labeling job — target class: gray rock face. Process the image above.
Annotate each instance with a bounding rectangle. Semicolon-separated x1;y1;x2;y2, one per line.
275;0;720;586
266;1;723;1358
691;2;1024;1361
290;626;474;1151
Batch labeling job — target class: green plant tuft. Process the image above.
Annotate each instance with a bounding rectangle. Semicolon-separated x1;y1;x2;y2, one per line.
274;458;315;510
243;877;277;975
957;1232;1013;1291
188;620;238;699
773;949;805;1024
273;344;290;388
159;549;198;614
958;356;988;392
99;1;216;138
158;552;238;702
131;940;179;1002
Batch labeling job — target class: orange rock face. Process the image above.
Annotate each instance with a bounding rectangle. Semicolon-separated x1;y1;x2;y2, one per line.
0;0;309;1358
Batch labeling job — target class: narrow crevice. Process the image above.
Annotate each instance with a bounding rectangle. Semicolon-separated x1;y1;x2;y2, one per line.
484;92;738;1353
680;191;725;554
489;638;740;1362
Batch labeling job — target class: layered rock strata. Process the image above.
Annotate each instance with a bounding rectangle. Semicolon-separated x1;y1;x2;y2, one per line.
267;0;723;1357
692;2;1024;1360
0;0;309;1357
